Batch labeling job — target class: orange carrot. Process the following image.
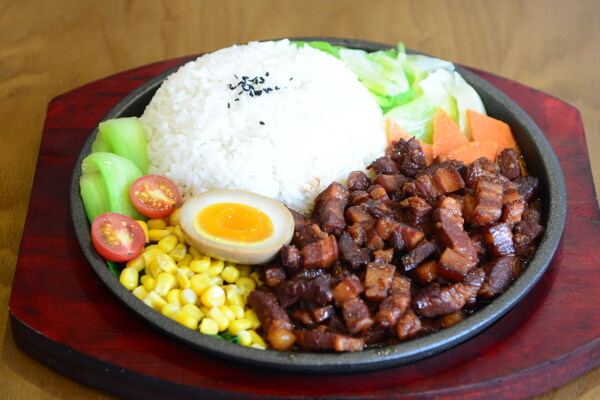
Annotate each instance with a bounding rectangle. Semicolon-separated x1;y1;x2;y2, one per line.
432;108;469;159
467;109;519;156
442;141;499;164
385;117;433;165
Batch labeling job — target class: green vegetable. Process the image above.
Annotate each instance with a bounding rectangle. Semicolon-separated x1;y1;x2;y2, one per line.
92;117;148;174
211;331;240;343
80;152;144;222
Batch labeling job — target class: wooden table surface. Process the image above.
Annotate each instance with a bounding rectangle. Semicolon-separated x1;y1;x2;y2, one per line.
1;1;598;399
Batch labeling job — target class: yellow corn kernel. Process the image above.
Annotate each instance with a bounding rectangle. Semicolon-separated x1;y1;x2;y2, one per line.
142;246;163;266
236;277;257;296
148;229;171;242
181;303;204;321
237;330;252;346
169;243;187;262
227;292;245;307
158;234;178;254
125;254;146;272
251;343;266;350
136;220;150;243
177;253;193;268
161;303;180;318
201;285;226;308
176;268;191;289
211;277;224;286
228;318;253;336
199;318;219;335
190;273;213;296
218;304;236;322
132;286;148;300
141;275;156;292
172;224;186;244
206;307;229;331
167;288;182;307
249;271;262;285
228;304;245;320
119;267;139;291
199;305;210;315
144;291;167;311
244;309;261;329
180;288;198;305
172;309;200;330
190;256;211;273
248;330;267;348
237;264;252;277
153;253;177;274
148;260;163;278
169;208;182;226
207;259;225;277
188;246;202;259
155;272;177;297
221;265;240;284
147;218;168;230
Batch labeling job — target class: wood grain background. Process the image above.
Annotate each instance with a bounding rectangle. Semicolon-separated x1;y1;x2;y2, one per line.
1;1;598;398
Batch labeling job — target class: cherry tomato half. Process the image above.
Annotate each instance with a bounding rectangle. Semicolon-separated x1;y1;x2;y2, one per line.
129;175;180;218
91;212;145;262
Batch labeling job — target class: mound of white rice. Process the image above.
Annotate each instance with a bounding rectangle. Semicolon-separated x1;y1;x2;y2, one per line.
141;39;386;214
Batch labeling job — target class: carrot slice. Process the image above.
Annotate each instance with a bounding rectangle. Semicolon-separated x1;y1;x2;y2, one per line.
467;109;519;156
443;141;499;164
385;118;433;165
432;108;469;159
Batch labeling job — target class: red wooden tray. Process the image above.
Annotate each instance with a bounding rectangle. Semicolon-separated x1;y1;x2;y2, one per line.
9;56;600;399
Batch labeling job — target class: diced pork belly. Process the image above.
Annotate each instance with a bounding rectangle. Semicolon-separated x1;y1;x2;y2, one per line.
401;196;434;226
312;182;349;234
372;248;394;263
348;190;370;206
367;184;390;201
374;215;401;240
287;207;314;232
390;222;425;251
462;267;486;306
471;179;504;226
375;294;410;328
502;188;526;224
368;156;399;175
497;147;523;180
277;275;334;305
345;205;376;227
367;198;396;219
513;176;540;202
374;173;410;195
438;247;476;282
401;240;437;271
247;290;295;350
311;305;335;324
441;310;466;328
479;256;522;298
364;262;396;301
346;223;366;246
387;137;427;177
264;265;286;287
364;228;385;250
293;223;328;248
346;170;371;191
337;231;370;270
332;274;364;306
405;161;465;201
412;280;480;318
395;308;423;341
462;157;510;189
295;329;364;352
513;220;544;259
433;198;479;262
412;260;439;285
280;245;302;274
482;222;515;256
301;234;338;268
341;297;375;334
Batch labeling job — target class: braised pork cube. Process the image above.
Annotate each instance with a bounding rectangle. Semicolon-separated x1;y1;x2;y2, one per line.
312;182;348;234
364;262;396;301
401;196;433;226
368;156;399;175
390;222;425;251
522;199;542;224
347;170;371;191
367;198;396;219
388;137;427;177
433;198;478;262
367;184;390;202
346;222;367;246
364;228;385;250
401;240;437;271
395;309;423;341
295;330;364;352
264;265;286;287
374;215;401;240
497;147;523;180
441;310;466;328
311;305;335;324
479;256;522;298
374;173;410;195
337;231;370;270
502;188;526;224
406;164;465;201
293;223;328;248
278;275;334;305
513;176;540;202
513;220;544;259
287;207;314;232
348;190;370;206
280;245;302;274
412;260;439;285
462;267;485;306
471;180;504;226
437;247;475;282
247;290;295;350
301;234;338;269
332;274;364;306
462;157;510;189
345;205;376;227
412;281;479;317
341;297;375;334
372;248;394;263
292;309;315;326
375;275;412;328
482;222;515;256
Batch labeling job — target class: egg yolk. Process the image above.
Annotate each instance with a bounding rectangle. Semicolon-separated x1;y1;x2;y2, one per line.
197;202;274;243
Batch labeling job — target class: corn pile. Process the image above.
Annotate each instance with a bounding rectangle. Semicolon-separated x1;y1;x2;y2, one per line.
118;209;266;349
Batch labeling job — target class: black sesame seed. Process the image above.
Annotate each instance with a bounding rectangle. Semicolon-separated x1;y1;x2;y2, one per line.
259;121;265;125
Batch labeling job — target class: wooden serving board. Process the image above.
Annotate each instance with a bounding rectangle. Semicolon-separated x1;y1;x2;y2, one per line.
9;57;600;399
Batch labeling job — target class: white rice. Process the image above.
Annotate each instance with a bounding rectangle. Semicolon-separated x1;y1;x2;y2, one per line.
140;39;386;214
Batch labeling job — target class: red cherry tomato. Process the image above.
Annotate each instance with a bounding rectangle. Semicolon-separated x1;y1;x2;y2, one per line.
129;175;180;218
91;212;145;262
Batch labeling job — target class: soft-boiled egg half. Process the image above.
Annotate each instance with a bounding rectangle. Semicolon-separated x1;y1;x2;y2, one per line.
179;189;295;265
